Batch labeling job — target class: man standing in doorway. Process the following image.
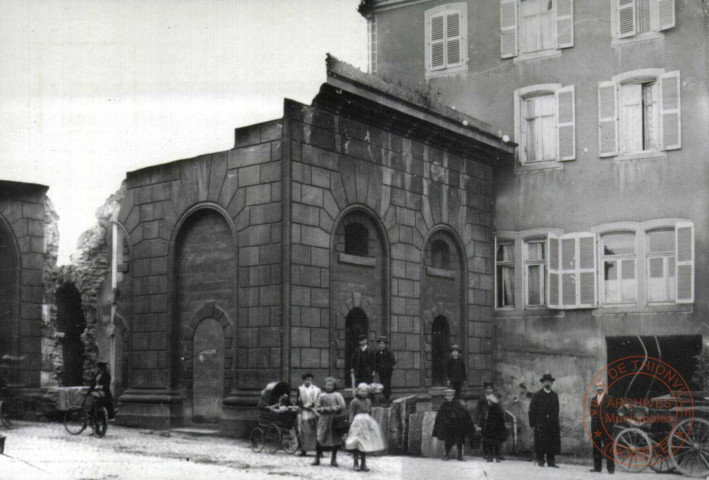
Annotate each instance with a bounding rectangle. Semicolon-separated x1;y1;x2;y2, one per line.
350;334;376;386
445;344;466;399
529;373;561;468
373;336;396;404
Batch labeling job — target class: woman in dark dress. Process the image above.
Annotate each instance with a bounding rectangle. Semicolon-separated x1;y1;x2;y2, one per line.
432;388;475;461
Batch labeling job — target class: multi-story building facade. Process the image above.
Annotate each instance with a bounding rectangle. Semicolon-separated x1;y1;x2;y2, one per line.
360;0;707;451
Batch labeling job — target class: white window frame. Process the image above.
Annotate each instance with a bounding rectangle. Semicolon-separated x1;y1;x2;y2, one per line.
425;3;468;79
592;219;694;310
514;83;576;170
494;238;516;310
598;69;681;159
524;238;547;308
500;0;574;63
494;229;563;313
599;231;638;306
611;0;675;45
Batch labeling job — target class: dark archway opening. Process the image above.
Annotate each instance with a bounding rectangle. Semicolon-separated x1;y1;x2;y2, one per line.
606;335;702;398
431;315;450;387
345;307;368;387
56;283;86;386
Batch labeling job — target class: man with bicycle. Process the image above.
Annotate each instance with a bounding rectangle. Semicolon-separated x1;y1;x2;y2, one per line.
88;362;114;420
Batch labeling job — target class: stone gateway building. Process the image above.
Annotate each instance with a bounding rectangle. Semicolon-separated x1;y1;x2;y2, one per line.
112;57;513;434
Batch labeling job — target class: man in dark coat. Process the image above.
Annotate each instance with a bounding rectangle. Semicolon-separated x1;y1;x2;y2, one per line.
88;362;114;419
475;382;509;462
529;373;561;468
445;345;466;399
350;335;376;386
373;336;396;403
433;388;475;461
589;380;615;474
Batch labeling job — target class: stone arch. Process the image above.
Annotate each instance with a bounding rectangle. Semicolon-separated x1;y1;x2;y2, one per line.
0;213;20;364
330;205;389;381
169;204;237;398
420;225;467;388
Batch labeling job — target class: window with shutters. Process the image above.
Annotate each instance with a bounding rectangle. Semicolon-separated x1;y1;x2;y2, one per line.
612;0;675;45
500;0;573;62
593;220;694;310
598;69;680;159
425;3;468;78
601;232;637;305
547;233;597;309
514;84;575;170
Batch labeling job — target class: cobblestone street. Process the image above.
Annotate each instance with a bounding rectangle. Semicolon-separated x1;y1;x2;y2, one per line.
0;421;674;480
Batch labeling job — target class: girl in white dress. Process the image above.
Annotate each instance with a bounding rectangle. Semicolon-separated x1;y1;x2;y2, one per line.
345;383;385;471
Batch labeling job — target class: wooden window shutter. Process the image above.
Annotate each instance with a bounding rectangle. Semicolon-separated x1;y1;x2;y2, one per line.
577;233;597;308
547;233;561;309
429;14;446;71
675;221;694;304
617;0;637;38
657;0;675;31
556;0;574;48
446;11;463;67
556;85;575;161
660;70;681;150
500;0;518;59
560;236;576;307
598;81;619;157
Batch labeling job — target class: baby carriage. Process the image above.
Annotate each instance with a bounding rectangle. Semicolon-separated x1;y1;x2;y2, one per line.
249;381;299;454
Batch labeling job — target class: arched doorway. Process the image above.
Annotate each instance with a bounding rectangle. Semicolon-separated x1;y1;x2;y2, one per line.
193;318;224;422
0;221;17;361
55;283;86;386
174;208;235;416
345;307;368;387
431;316;449;387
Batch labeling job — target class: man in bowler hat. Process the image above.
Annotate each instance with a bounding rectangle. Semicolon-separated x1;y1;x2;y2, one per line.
373;336;396;403
350;334;376;386
445;344;466;399
529;373;561;467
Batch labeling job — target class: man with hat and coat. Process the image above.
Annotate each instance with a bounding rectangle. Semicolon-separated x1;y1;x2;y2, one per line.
529;373;561;467
373;336;396;404
475;382;509;462
350;334;376;386
445;344;466;399
589;379;615;474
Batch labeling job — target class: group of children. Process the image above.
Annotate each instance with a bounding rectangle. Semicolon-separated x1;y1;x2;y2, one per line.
291;373;385;472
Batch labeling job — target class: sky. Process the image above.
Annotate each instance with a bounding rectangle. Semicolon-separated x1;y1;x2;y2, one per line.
0;0;368;264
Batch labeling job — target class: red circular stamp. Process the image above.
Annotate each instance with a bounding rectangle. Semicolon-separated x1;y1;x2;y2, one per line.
583;356;694;471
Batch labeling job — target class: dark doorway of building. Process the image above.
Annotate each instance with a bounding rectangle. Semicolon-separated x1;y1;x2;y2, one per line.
606;335;702;399
345;307;368;387
431;316;450;387
56;283;86;386
193;318;224;423
0;223;17;363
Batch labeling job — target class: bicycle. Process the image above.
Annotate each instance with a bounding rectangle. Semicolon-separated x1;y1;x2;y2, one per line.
63;391;108;438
